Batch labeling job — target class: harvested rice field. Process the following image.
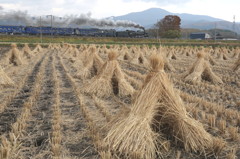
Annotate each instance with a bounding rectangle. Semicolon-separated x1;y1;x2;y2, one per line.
0;43;239;159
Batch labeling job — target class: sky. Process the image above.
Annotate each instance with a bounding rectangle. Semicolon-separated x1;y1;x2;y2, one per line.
0;0;239;22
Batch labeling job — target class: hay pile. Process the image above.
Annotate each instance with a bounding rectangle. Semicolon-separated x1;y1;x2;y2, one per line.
48;43;53;49
74;46;103;79
79;44;88;52
162;56;175;72
33;43;43;53
167;51;177;60
1;43;24;66
0;66;14;87
22;43;33;59
217;53;228;60
118;50;132;61
201;48;217;65
232;47;240;58
167;47;177;60
130;49;148;66
63;45;80;63
216;48;229;60
182;52;223;84
205;53;217;65
123;51;132;61
84;51;134;98
233;55;240;72
63;44;80;58
157;46;175;72
71;45;80;57
104;54;213;158
100;44;108;54
48;43;60;51
62;44;73;55
61;43;70;53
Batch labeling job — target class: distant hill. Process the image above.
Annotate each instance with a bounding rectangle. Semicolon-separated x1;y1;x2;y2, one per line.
113;8;240;34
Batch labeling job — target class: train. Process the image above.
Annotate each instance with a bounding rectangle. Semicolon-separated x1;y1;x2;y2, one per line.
0;25;148;38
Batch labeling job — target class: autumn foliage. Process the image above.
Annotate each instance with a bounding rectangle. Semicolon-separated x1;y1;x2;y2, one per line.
155;15;181;38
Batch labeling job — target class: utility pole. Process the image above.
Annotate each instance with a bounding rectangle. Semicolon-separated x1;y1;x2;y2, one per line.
233;15;237;39
40;16;42;43
156;19;159;43
214;22;216;43
47;15;53;42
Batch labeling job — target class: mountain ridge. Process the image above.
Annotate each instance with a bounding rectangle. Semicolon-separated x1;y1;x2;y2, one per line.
112;8;240;33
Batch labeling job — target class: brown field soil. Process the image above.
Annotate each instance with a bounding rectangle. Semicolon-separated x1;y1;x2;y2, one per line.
0;44;239;159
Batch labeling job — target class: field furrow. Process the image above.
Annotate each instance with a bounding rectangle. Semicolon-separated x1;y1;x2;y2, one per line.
0;54;46;135
55;53;98;158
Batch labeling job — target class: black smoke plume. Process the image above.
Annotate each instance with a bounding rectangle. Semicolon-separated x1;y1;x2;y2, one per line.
67;13;144;29
0;10;144;29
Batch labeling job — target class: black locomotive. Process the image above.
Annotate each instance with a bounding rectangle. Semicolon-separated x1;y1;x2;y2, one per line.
0;25;148;38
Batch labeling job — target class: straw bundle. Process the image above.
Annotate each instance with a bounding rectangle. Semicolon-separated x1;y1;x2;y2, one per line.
75;46;104;79
156;46;175;72
202;48;217;65
79;44;88;52
48;43;53;49
104;54;213;158
162;55;175;72
70;45;80;57
0;66;14;87
185;51;191;56
118;51;132;61
61;43;69;53
231;48;239;58
131;50;148;66
233;55;240;72
217;50;228;60
49;43;60;51
33;43;43;53
212;47;219;57
232;52;239;59
182;52;223;84
120;45;128;52
146;55;213;153
101;44;108;54
84;51;134;98
62;44;73;55
205;54;217;65
22;43;33;59
167;51;177;60
2;43;24;66
103;57;163;158
63;45;79;62
123;51;131;60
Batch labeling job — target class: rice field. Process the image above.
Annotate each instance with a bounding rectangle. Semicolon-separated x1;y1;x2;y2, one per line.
0;43;239;159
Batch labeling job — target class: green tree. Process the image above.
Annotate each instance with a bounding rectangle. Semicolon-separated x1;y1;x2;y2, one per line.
155;15;181;38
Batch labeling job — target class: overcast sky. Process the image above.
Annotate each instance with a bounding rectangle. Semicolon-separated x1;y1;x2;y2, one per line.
0;0;239;22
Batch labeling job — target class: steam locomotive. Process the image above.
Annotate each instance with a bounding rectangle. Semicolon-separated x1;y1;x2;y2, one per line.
0;25;148;38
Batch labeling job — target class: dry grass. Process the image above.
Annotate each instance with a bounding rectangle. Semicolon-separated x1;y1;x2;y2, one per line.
182;52;223;84
0;44;239;159
74;46;104;79
104;54;214;158
232;55;240;72
0;66;14;87
103;55;165;159
33;43;43;53
0;43;24;66
84;50;134;98
22;43;33;59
